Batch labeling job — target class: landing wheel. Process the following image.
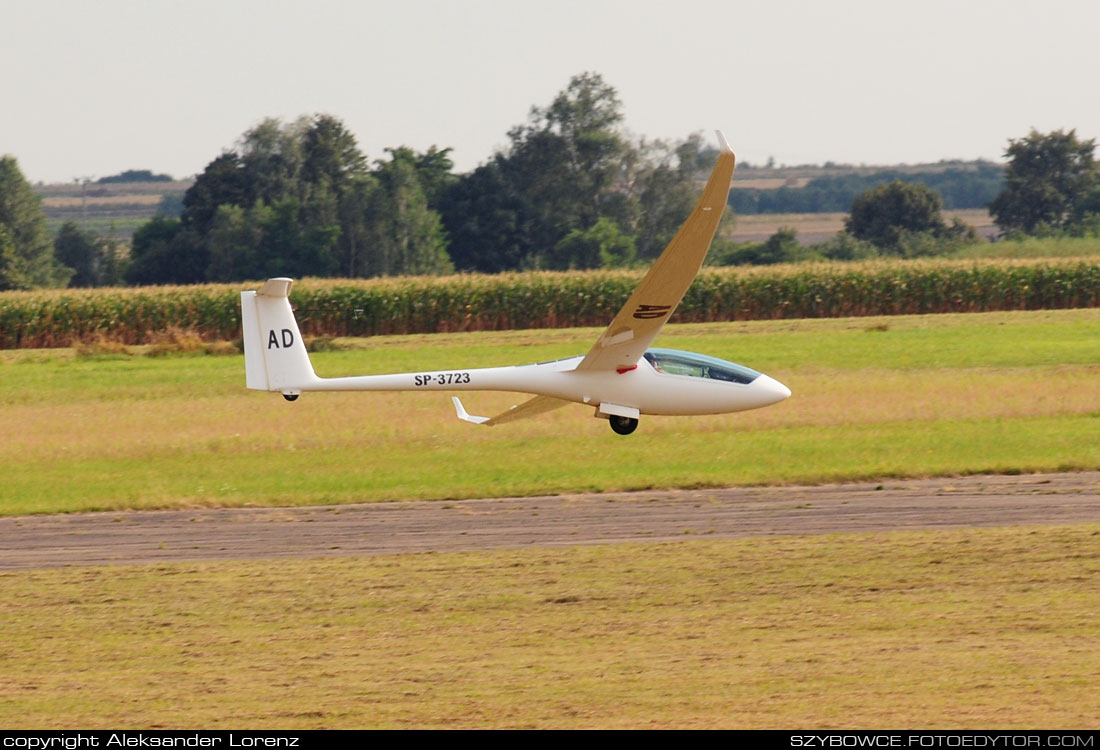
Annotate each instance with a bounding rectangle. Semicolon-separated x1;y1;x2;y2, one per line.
609;415;638;435
283;393;299;402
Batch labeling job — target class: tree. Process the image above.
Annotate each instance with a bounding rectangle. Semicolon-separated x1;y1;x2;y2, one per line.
332;174;379;277
439;73;718;273
204;204;262;282
126;217;207;285
409;145;458;207
365;150;452;276
181;153;250;234
815;232;879;261
0;155;71;289
501;71;631;265
715;228;807;266
301;114;369;196
54;222;100;287
845;180;951;254
97;169;173;184
56;225;125;287
550;217;636;269
238;116;308;206
630;134;715;260
990;129;1098;234
437;159;532;273
157;114;397;283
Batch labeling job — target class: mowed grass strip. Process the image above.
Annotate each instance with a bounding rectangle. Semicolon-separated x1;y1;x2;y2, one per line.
1;525;1098;728
3;309;1100;514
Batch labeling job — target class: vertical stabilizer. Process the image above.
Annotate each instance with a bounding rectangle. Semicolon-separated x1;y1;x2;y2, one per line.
240;278;318;393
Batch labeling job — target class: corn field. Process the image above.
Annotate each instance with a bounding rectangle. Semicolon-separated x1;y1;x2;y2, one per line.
2;258;1099;349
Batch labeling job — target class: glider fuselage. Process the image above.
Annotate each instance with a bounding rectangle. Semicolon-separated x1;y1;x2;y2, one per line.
302;352;789;416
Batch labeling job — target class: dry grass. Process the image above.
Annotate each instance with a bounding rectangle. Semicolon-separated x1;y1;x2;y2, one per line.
70;327;239;359
1;525;1098;728
72;333;133;358
146;327;228;357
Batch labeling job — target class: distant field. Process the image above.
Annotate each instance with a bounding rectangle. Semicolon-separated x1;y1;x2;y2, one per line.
730;176;812;190
40;194;163;208
727;209;996;245
3;309;1099;515
42;216;151;243
35;180;187;241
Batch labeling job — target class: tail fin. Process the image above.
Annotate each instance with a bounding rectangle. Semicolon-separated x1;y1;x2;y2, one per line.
241;278;318;395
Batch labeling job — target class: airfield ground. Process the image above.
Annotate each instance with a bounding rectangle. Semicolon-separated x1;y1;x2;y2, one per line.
3;309;1099;727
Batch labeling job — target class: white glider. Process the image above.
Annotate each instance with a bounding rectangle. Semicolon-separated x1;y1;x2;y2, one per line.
240;131;790;435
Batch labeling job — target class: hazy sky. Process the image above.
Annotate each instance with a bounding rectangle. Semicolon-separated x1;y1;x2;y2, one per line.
3;0;1098;183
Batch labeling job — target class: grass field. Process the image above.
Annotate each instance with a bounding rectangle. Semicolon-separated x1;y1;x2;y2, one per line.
5;309;1100;729
2;524;1098;728
4;308;1099;515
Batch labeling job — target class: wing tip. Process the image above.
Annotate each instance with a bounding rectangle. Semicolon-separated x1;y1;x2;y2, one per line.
715;130;734;156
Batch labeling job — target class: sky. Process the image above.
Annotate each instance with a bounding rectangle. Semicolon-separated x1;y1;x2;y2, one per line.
3;0;1098;184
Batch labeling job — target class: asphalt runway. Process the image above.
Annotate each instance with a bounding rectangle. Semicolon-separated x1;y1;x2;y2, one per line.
2;471;1099;570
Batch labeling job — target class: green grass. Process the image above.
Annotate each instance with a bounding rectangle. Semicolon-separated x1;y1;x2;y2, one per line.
4;309;1100;515
950;235;1100;259
2;525;1098;728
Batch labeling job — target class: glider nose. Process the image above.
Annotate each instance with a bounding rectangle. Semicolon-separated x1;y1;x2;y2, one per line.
755;374;791;406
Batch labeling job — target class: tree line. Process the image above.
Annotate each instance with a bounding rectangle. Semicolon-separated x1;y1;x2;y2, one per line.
2;72;1099;290
120;72;716;286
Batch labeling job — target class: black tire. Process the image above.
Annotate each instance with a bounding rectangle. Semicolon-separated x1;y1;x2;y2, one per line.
609;415;638;435
283;393;299;402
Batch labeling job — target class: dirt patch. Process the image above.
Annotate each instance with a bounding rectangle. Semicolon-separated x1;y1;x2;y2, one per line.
2;471;1098;570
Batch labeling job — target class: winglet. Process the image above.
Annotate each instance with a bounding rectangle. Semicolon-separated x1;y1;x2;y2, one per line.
715;130;733;155
452;396;490;424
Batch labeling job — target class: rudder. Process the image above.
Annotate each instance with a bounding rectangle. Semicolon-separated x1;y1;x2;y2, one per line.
241;278;318;394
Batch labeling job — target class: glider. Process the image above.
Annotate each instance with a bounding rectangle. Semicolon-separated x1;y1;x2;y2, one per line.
241;131;790;435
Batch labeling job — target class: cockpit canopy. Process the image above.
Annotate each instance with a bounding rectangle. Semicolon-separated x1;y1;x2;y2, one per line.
643;348;761;384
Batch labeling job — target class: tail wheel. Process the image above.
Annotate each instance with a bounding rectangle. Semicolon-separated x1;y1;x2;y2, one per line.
283;393;299;402
609;415;638;435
